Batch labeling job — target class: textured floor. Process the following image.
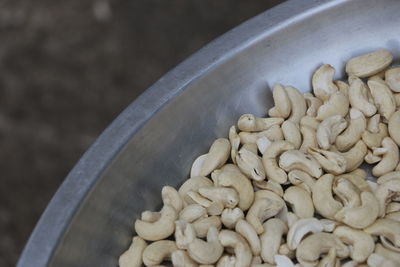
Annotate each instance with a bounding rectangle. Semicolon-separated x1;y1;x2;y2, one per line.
0;0;284;265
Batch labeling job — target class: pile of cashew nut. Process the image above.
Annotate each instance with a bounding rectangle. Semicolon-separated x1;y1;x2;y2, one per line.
119;49;400;267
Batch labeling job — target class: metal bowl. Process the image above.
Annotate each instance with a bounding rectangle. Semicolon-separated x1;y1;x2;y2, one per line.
18;0;400;266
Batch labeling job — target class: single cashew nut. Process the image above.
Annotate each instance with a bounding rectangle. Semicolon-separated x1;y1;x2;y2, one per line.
375;243;400;263
312;174;343;220
286;218;324;250
368;114;381;133
268;84;292;118
316;115;347;150
368;76;396;120
288;170;316;193
278;149;323;178
219;230;253;267
312;64;338;101
308;147;347;175
348;76;377;117
375;179;400;217
331;140;367;172
364;218;400;247
162;186;183;213
253;179;284;197
345;49;393;78
119;236;147;267
235;147;266;181
175;220;196;249
179;204;207;222
372;137;399;177
216;255;236;267
283;186;314;218
282;120;302;149
300;125;318;152
285;86;307;124
238;114;284;132
336;108;366;152
262;140;295;184
200;138;231;177
239;125;284;145
235;219;261;256
187;226;223;265
362;122;388;149
332;177;361;208
317;91;349;120
142;240;178;266
260;218;288;264
246;197;284;234
304;92;323;117
385;67;400;92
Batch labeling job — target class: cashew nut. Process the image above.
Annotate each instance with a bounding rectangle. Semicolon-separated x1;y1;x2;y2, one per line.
367;253;398;267
260;218;288;264
200;138;231;176
331;140;367;172
236;147;265;181
308;147;346;175
288;170;316;193
142;240;177;266
368;76;396;120
235;219;261;256
348;76;377;117
312;64;338;101
335;108;366;152
179;176;213;205
221;208;244;229
239;125;284;145
172;250;199;267
332;177;361;208
278;149;322;178
316;91;349;121
119;236;147;267
282;120;302;149
368;114;381;133
372;137;399;177
219;230;252;267
316;115;347;150
304;93;323;117
216;255;236;267
229;126;240;164
262;140;295;184
375;179;400;217
162;186;183;213
388;110;400;146
362;122;388;149
312;174;343;220
345;49;393;78
246;197;284;234
286;86;307;124
286;218;324;250
175;220;196;249
179;204;207;222
238;114;284;132
268;84;292;118
300;125;318;152
364;218;400;247
193;216;222;238
284;186;314;218
385;67;400;92
198;186;239;209
275;255;296;267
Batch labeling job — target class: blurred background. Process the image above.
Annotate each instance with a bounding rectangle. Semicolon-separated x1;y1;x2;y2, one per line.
0;0;284;265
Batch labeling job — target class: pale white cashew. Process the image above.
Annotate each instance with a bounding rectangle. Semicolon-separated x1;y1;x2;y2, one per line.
219;230;252;267
175;220;196;249
312;64;338;101
229;126;240;164
172;250;199;267
200;138;231;176
278;244;295;259
304;92;323;117
142;240;178;266
288;170;316;193
260;218;288;264
221;208;245;229
268;84;292;118
215;169;254;211
246;197;284;234
388;110;400;146
362;122;388;149
239;125;284;145
162;186;183;213
283;186;314;218
236;147;265;181
300;125;318;152
312;174;343;220
375;243;400;263
186;191;213;208
336;108;366;151
377;171;400;184
141;211;161;222
333;225;375;262
282;120;302;149
253;180;284;197
286;86;307;124
191;154;208;177
365;150;382;164
316;115;347;150
372;137;399;177
334;191;379;229
278;149;322;178
380;235;400;253
348;76;377;117
295;232;349;267
316;91;349;121
256;136;272;155
262;140;295;184
179;204;207;222
192;216;222;238
331;140;367;172
308;147;346;175
332;177;361;208
368;114;381;133
286;218;324;250
238;114;284;132
119;236;147;267
368;76;396;120
345;49;393;78
135;205;177;241
242;142;259;154
375;179;400;217
179;176;213;205
364;218;400;247
386;67;400;92
235;219;261;256
275;255;295;267
367;253;398;267
188;226;224;265
216;255;236;267
198;186;239;208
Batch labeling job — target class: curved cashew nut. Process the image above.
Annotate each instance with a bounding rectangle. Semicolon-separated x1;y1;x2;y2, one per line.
380;235;400;253
345;49;393;78
219;230;252;267
262;140;295;184
260;218;288;264
336;108;366;151
235;147;265;181
300;125;318;152
216;255;236;267
283;186;314;218
348;76;377;117
386;67;400;92
317;91;349;120
375;179;400;217
172;250;198;267
141;211;161;222
368;76;396;120
198;186;239;209
364;218;400;247
229;126;240;164
304;92;323;117
295;232;349;267
316;115;347;150
288;170;316;193
312;174;343;220
282;120;302;149
239;125;284;145
191;154;208;177
199;138;231;176
372;137;399;177
179;176;213;205
285;86;307;124
119;236;147;267
312;64;338;101
221;208;244;229
286;218;324;250
135;205;177;241
188;226;224;264
215;169;254;211
175;220;196;249
142;240;178;266
362;122;388;149
162;186;183;213
278;149;322;178
246;197;284;234
333;225;375;262
308;147;346;175
268;84;292;118
388;110;400;146
334;191;379;229
179;204;207;222
332;177;361;208
331;140;367;172
238;114;284;132
235;219;261;256
192;216;222;238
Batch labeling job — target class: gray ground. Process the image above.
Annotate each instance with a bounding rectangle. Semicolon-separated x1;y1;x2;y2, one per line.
0;0;283;265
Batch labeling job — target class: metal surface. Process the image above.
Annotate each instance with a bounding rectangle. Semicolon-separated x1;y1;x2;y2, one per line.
18;0;400;266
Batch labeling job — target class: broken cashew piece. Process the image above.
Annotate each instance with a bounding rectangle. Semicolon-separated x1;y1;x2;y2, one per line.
119;236;147;267
312;64;338;101
316;115;347;150
345;49;393;78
